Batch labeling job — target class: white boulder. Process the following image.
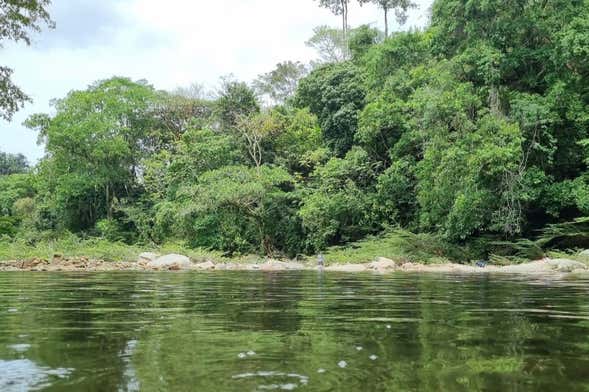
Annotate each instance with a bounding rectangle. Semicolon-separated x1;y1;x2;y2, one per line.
148;254;192;270
367;257;397;273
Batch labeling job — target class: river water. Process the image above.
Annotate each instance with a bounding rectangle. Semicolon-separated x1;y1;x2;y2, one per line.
0;271;588;391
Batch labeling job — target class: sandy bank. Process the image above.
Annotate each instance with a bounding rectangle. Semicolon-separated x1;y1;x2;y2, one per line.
0;255;588;276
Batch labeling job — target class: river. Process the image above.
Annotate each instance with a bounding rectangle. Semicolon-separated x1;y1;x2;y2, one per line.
1;271;588;391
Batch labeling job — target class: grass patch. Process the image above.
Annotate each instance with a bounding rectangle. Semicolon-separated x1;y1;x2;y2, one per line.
0;236;141;262
545;250;589;266
0;235;237;263
319;230;471;265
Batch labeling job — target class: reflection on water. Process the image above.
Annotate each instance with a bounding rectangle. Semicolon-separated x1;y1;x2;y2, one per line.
0;359;72;391
1;272;589;391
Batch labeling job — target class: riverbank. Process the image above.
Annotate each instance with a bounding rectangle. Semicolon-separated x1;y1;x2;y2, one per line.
1;254;589;275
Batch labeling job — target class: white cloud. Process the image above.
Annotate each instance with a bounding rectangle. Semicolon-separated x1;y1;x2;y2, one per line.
0;0;432;162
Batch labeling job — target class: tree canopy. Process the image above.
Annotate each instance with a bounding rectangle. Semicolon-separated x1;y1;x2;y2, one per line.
3;0;589;260
0;0;53;120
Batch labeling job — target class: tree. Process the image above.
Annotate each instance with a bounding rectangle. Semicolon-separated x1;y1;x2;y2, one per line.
269;108;323;174
306;25;349;64
235;111;283;169
154;128;242;197
0;173;34;216
299;147;379;250
215;77;260;131
149;93;214;148
167;165;296;255
0;0;53;120
0;151;28;175
253;61;308;105
0;172;35;237
172;82;208;100
295;62;366;155
24;77;160;231
358;0;416;37
348;25;381;60
315;0;350;42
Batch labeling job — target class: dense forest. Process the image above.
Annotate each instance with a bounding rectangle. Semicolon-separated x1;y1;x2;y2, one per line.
1;0;589;261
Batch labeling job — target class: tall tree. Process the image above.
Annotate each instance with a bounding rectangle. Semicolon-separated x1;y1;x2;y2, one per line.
358;0;416;37
0;0;53;120
315;0;350;43
253;61;308;105
24;77;160;230
306;25;350;63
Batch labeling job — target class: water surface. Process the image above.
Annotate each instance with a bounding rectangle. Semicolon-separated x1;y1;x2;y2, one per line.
1;271;589;391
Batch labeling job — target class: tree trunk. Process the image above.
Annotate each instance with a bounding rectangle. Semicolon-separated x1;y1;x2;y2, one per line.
341;1;346;37
384;7;389;38
342;0;349;58
105;184;112;219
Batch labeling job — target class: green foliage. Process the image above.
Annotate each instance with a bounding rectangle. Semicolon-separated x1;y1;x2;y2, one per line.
362;31;431;89
215;78;260;131
375;158;417;227
156;128;243;195
254;61;308;105
5;0;589;261
306;25;350;63
0;151;28;175
300;147;379;250
95;219;129;243
417;114;524;240
323;229;469;264
263;108;323;174
0;0;53;120
0;216;18;237
0;173;35;216
25;77;163;232
348;25;381;60
295;62;366;155
537;217;589;250
160;165;299;255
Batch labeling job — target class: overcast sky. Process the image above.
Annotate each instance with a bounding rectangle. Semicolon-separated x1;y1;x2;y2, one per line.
0;0;433;162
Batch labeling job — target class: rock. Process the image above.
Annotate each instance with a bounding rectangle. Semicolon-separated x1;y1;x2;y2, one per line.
325;264;367;273
367;257;397;273
580;250;589;257
138;252;158;263
572;268;589;274
260;260;307;271
546;258;588;273
148;254;192;270
497;261;551;274
195;261;215;270
261;260;286;271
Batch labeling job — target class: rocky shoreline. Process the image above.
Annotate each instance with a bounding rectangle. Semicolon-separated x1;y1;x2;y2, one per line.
0;252;588;275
